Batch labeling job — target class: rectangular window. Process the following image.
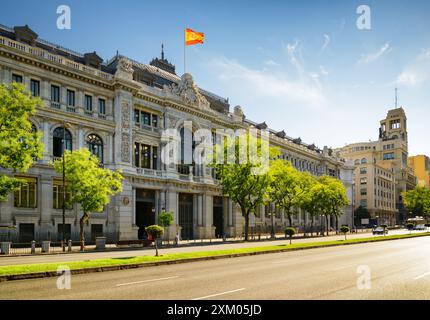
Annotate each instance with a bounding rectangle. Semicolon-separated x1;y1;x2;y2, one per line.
12;74;23;83
98;98;106;114
152;114;158;128
134;109;140;124
390;120;400;129
360;199;367;208
383;152;395;160
152;146;158;170
67;90;75;106
141;144;151;169
14;177;37;208
30;79;40;97
360;167;367;174
85;95;93;111
360;188;367;196
360;177;367;185
53;181;73;210
134;143;140;167
51;85;60;102
142;112;151;126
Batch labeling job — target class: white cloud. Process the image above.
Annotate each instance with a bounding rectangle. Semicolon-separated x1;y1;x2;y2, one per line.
358;42;392;64
206;56;327;108
319;66;329;76
395;48;430;87
263;59;280;66
321;34;330;52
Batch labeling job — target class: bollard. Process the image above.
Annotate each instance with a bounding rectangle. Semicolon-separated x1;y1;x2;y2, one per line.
95;237;106;250
41;240;50;253
68;239;72;252
31;240;36;254
0;242;11;255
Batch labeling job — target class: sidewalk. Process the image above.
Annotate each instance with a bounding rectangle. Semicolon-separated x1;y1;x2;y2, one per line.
0;229;423;267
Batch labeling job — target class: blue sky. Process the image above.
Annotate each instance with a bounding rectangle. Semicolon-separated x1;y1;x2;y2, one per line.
2;0;430;155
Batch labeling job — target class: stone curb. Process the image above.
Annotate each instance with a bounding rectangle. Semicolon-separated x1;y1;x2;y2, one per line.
1;233;428;282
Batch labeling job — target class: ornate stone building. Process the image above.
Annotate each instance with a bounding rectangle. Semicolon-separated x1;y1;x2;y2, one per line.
0;25;353;242
335;108;417;225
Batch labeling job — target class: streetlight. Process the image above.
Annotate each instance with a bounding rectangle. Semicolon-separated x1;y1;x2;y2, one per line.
270;211;275;239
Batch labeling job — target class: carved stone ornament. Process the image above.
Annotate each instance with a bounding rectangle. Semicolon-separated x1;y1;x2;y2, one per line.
164;73;210;109
121;132;130;162
115;58;134;81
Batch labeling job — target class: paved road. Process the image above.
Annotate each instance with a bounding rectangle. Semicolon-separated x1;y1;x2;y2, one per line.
1;235;430;299
0;229;421;266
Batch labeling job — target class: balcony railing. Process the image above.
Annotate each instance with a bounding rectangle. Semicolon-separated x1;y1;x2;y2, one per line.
0;35;113;81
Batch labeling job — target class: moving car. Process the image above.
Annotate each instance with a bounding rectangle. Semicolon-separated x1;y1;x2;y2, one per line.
372;227;388;235
414;224;426;230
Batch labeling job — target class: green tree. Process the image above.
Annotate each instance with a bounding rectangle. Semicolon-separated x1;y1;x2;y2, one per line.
298;175;320;237
267;159;305;227
340;225;350;240
158;210;174;243
53;149;123;250
213;133;273;241
284;227;296;244
403;187;430;218
145;225;164;256
0;83;43;200
314;176;349;236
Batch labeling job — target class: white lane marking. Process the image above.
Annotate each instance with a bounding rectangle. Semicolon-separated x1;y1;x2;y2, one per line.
191;288;245;300
116;276;179;287
413;272;430;280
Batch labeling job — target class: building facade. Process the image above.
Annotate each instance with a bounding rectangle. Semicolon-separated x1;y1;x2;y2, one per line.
408;155;430;188
335;108;416;225
0;25;353;242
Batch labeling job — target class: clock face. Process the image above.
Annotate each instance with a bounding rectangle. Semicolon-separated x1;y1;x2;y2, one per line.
123;197;130;206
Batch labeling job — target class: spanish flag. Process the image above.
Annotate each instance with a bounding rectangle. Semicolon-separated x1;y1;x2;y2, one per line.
185;28;204;46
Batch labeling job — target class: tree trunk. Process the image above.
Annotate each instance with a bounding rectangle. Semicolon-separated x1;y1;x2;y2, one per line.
288;214;293;227
289;236;292;245
242;207;249;241
335;216;339;234
310;216;314;237
155;239;159;256
325;215;329;236
79;212;90;251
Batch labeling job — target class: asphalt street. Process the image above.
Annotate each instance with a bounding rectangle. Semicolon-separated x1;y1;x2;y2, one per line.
0;229;419;266
1;235;430;299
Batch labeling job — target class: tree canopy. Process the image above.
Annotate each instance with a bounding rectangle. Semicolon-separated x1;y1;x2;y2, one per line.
53;148;123;249
0;83;43;200
403;186;430;217
213;133;274;241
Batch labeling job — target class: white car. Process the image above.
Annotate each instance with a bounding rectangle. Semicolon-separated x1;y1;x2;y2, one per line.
414;224;426;230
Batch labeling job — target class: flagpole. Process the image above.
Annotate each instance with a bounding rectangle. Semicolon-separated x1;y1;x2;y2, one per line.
183;28;186;74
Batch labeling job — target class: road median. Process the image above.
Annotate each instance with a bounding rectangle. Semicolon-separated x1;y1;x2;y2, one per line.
1;232;429;282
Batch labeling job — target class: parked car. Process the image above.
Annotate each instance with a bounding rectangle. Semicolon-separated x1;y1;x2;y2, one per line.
372;227;388;235
414;224;426;230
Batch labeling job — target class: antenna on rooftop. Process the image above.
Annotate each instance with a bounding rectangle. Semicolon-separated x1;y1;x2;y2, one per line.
161;43;164;60
395;87;398;108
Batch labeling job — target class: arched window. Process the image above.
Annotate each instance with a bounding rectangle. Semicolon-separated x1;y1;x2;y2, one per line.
86;134;103;162
53;127;72;157
361;158;367;164
354;159;360;165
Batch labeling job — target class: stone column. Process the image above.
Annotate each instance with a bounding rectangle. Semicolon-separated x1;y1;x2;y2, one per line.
43;120;50;163
39;177;53;238
166;190;179;238
132;188;136;225
197;194;203;227
203;194;214;238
